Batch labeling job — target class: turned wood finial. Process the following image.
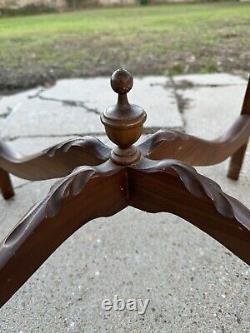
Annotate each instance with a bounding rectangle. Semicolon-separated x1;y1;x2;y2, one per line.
101;68;147;165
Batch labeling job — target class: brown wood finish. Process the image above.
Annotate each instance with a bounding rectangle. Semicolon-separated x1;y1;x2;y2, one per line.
129;159;250;264
0;167;14;199
101;68;147;165
0;137;110;180
0;69;249;309
0;137;110;198
139;77;250;171
0;161;127;307
228;76;250;180
139;115;250;166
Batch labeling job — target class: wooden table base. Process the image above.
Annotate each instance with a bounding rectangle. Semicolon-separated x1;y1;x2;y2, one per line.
0;69;249;308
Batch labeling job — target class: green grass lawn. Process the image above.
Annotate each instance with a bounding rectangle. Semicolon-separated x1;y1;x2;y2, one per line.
0;2;249;91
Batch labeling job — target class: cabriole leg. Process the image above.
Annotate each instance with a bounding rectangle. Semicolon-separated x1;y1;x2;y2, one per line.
129;159;250;265
228;76;250;180
227;143;248;180
0;162;127;307
0;167;14;200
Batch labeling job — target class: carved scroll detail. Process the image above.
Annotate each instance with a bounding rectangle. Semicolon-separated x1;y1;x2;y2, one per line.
1;68;250;310
0;162;126;307
2;164;117;249
138;115;250;166
134;159;250;231
1;167;93;256
44;136;110;159
129;159;250;264
0;137;111;180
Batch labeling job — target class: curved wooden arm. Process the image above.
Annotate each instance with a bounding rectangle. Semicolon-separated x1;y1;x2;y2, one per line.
0;137;111;180
138;115;250;166
129;159;250;265
0;161;127;307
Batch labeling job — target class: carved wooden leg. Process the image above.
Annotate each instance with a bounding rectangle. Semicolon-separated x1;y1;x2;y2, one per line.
129;159;250;265
0;167;14;200
138;115;250;167
1;68;249;312
0;137;110;181
0;161;127;307
227;144;248;180
228;76;250;180
138;77;250;179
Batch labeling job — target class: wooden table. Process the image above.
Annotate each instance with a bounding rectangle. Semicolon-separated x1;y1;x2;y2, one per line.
0;69;249;307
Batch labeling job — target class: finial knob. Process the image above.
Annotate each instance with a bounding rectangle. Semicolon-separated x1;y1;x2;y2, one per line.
101;68;147;165
111;68;133;95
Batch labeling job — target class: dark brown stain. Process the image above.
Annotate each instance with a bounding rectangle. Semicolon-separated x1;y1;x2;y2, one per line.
0;69;249;308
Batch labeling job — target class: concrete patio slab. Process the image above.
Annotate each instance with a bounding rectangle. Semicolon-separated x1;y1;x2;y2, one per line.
0;76;182;139
0;118;5;131
177;85;247;139
1;98;104;139
0;88;41;117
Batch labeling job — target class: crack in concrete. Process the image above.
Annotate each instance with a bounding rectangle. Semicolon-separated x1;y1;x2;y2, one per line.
169;76;189;130
165;81;247;90
168;76;247;132
28;89;100;115
0;113;8;119
149;82;166;88
149;78;186;131
0;103;22;119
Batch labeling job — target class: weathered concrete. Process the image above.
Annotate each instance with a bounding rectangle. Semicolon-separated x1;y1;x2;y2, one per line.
1;98;104;139
0;89;40;118
1;77;182;139
0;73;249;333
177;85;247;139
38;76;181;129
173;73;247;87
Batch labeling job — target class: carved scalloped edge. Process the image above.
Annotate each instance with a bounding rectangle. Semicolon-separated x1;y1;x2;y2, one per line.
0;137;111;180
0;136;111;163
138;129;189;154
135;159;250;231
43;166;97;218
2;164;119;249
44;136;111;160
137;115;250;164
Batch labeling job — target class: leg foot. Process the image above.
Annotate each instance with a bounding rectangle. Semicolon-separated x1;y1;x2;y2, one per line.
227;76;250;180
227;143;248;180
0;168;14;200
